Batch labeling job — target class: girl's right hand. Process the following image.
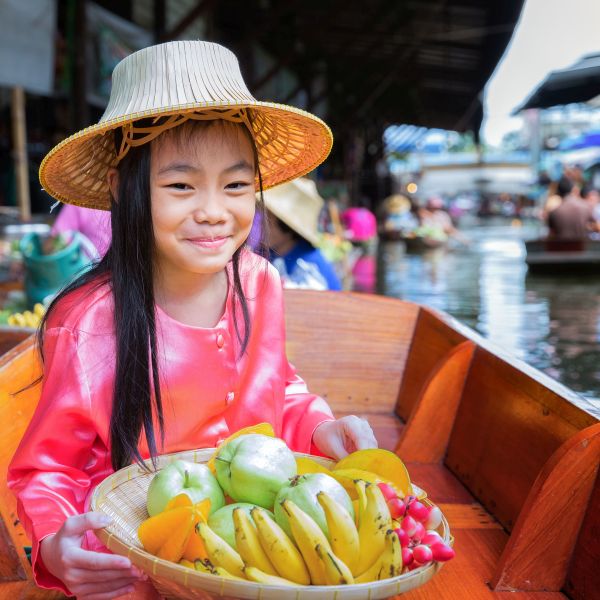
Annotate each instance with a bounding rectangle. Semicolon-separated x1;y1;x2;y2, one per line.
40;511;147;599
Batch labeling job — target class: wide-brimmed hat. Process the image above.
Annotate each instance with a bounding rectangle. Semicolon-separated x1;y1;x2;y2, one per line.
39;41;333;210
262;177;324;247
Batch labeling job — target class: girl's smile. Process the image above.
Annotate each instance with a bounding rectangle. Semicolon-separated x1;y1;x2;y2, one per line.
185;235;229;250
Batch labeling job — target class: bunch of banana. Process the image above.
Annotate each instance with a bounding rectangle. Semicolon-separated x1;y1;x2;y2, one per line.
196;522;246;579
355;481;392;575
187;480;404;587
7;303;45;328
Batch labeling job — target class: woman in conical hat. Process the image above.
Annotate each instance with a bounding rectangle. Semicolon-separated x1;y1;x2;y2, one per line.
8;41;377;598
263;177;342;290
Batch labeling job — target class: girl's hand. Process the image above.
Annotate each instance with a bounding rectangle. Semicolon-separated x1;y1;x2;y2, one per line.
312;415;378;460
40;512;146;600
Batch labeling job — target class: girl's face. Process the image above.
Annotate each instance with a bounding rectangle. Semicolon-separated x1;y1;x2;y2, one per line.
150;122;256;280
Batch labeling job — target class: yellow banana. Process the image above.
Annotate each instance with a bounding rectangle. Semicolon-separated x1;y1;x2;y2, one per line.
194;558;216;574
33;303;45;317
353;479;368;528
179;559;195;569
196;523;246;579
355;530;402;583
314;544;354;585
212;566;246;581
243;566;301;586
356;483;392;575
317;491;360;575
233;508;278;575
281;499;330;585
251;507;310;585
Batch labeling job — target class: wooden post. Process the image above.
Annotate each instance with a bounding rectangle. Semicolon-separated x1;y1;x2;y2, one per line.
10;87;31;222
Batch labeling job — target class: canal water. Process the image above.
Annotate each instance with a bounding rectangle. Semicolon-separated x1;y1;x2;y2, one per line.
375;218;600;404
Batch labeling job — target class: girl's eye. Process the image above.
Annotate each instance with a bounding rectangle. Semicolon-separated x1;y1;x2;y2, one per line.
168;183;191;190
226;181;251;190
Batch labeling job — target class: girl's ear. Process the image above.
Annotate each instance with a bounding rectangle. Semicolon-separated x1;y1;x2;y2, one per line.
107;168;119;203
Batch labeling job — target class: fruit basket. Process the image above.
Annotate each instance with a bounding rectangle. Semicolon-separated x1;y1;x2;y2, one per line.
90;448;451;600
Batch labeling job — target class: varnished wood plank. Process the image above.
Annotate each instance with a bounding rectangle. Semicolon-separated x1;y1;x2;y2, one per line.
0;337;40;582
396;341;475;462
284;289;419;414
396;308;468;421
406;463;474;504
437;503;503;530
0;580;67;599
446;345;597;532
564;468;600;600
492;424;600;592
396;529;566;600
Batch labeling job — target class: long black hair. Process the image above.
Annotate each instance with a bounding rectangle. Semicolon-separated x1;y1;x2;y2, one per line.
37;118;267;471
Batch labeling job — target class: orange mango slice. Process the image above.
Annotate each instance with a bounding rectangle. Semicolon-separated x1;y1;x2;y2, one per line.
157;511;195;562
295;456;331;475
139;497;211;562
138;506;192;555
206;423;275;473
333;449;413;497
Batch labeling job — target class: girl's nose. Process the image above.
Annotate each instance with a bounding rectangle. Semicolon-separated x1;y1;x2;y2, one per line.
192;192;226;223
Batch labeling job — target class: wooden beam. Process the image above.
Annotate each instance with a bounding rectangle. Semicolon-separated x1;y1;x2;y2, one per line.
153;0;166;43
10;88;30;222
160;0;210;42
491;423;600;591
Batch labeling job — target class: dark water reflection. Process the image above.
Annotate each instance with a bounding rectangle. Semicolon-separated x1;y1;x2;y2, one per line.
376;218;600;403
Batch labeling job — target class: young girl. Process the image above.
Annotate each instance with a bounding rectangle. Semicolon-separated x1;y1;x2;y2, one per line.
8;41;377;599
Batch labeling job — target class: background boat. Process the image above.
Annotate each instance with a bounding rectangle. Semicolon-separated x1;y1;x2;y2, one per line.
525;237;600;274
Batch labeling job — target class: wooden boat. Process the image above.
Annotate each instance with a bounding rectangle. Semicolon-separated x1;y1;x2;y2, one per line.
379;229;448;252
0;289;598;598
525;238;600;274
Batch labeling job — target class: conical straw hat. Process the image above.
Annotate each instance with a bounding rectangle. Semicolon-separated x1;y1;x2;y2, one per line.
262;178;324;247
39;41;333;210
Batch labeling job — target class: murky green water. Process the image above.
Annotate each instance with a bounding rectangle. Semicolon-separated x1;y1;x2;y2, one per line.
376;218;600;403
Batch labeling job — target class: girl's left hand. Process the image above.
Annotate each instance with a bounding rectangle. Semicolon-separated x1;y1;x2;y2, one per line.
312;415;378;460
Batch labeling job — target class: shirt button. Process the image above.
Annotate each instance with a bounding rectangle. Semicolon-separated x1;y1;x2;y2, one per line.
216;333;224;348
226;392;235;404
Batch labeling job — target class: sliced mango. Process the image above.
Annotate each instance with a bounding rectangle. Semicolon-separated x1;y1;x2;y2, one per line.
165;493;193;511
138;507;193;555
296;456;331;475
157;511;195;562
333;449;413;497
206;423;275;473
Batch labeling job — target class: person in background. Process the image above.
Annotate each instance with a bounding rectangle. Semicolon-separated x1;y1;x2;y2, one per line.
51;203;112;257
418;196;454;234
547;176;595;239
263;178;342;290
580;185;600;231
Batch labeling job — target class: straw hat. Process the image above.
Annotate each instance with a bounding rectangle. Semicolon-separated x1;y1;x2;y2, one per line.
39;41;333;210
262;178;324;247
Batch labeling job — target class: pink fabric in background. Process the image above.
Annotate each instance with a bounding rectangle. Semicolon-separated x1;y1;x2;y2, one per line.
52;204;112;257
341;207;377;242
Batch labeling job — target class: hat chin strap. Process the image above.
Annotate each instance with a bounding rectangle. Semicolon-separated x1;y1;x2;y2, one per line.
113;107;253;165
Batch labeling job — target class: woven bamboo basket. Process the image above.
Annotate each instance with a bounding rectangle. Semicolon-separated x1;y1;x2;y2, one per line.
90;448;451;600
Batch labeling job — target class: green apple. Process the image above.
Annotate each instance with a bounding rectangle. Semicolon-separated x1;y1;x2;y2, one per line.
214;433;297;509
274;473;354;538
146;459;225;516
207;502;274;549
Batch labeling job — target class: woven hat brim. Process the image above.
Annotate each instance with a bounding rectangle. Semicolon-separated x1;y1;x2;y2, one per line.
39;102;333;211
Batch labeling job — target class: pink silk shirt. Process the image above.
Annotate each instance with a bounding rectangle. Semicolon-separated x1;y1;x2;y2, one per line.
8;251;334;596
